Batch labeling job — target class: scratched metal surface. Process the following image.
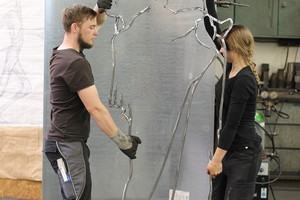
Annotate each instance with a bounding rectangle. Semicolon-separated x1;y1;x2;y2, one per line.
43;0;215;199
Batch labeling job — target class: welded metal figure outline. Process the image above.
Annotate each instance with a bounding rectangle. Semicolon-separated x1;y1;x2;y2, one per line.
106;5;151;200
147;1;233;200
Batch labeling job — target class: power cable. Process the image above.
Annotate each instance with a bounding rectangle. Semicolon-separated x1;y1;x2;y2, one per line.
255;121;275;154
270;185;276;200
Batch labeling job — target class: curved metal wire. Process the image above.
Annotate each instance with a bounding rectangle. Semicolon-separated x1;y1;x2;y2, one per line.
147;1;233;200
106;6;151;200
107;6;151;108
122;104;133;200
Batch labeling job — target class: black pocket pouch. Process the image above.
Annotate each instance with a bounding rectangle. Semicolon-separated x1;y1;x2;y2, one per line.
57;168;76;199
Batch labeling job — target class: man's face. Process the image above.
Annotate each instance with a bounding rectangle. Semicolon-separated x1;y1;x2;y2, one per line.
77;17;98;50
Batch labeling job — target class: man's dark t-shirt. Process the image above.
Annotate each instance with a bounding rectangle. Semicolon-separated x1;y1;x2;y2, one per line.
46;47;94;142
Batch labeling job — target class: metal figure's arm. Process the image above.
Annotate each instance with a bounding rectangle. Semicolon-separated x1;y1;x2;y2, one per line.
164;0;204;14
106;5;151;200
107;6;151;113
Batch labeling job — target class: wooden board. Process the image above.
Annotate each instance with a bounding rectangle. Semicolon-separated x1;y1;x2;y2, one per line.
0;179;41;200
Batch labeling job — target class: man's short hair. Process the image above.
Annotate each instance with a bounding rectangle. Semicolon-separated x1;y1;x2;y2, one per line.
62;4;97;32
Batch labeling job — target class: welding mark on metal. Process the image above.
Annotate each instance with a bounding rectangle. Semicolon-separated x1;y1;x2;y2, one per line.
147;1;233;200
106;5;151;200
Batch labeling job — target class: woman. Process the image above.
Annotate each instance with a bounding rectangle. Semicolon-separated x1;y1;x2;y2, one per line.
204;1;262;199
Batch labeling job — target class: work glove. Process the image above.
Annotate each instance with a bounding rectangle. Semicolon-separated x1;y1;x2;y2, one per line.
111;129;142;159
120;135;142;159
97;0;112;13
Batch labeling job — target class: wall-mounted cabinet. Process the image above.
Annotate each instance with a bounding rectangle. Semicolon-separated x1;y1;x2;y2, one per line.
217;0;300;39
278;0;300;37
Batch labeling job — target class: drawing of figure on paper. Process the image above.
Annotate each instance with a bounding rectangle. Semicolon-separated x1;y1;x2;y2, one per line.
0;0;32;123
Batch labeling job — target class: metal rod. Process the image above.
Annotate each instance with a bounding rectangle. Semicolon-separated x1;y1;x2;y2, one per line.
214;1;250;7
106;6;151;200
122;105;133;200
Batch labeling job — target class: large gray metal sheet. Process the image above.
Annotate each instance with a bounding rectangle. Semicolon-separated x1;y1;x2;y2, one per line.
43;0;215;199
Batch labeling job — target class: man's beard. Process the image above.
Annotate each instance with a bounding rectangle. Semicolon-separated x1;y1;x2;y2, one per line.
78;33;93;50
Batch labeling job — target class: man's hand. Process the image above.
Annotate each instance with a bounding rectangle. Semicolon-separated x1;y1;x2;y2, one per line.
120;135;142;159
97;0;112;13
110;129;142;159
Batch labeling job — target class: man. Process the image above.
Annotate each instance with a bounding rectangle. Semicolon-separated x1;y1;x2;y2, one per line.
44;1;141;199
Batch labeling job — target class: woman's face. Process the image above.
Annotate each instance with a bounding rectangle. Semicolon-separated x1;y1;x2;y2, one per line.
220;47;235;63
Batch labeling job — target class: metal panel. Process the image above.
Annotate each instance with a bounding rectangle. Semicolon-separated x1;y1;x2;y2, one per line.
43;0;215;199
278;0;300;37
235;0;278;37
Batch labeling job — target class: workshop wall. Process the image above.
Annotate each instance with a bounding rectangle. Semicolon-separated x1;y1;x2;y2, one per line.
216;42;300;78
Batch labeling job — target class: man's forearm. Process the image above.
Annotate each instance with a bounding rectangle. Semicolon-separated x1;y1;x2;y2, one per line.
94;5;107;26
90;105;118;137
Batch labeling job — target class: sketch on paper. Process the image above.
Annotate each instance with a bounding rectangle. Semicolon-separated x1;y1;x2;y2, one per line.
0;0;44;125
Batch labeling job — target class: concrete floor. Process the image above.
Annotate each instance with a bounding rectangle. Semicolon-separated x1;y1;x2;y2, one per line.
0;179;299;200
268;180;300;200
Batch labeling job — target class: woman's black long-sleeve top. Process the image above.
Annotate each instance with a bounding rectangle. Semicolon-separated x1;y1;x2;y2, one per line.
204;0;261;151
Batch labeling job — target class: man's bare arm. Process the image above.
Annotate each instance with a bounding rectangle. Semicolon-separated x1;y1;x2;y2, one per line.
78;85;118;137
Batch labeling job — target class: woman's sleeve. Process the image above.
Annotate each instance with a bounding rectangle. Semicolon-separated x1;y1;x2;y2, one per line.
204;0;222;50
218;76;255;150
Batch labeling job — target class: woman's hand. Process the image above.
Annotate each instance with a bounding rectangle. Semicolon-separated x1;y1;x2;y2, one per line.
206;159;223;178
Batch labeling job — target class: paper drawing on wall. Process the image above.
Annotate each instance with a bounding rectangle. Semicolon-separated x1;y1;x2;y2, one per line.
0;0;32;123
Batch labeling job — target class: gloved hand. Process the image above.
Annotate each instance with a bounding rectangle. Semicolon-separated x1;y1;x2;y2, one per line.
110;129;142;159
97;0;112;13
120;135;142;159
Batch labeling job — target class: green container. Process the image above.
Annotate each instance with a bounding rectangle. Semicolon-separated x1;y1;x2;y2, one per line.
255;111;265;123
